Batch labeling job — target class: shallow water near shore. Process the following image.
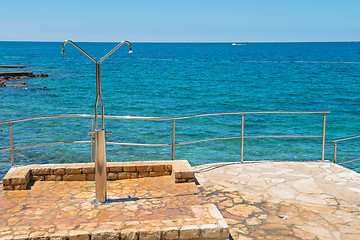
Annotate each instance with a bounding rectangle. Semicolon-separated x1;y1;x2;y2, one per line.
0;41;359;178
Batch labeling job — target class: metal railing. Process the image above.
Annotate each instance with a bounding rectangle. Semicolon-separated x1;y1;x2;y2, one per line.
330;135;360;165
0;111;330;166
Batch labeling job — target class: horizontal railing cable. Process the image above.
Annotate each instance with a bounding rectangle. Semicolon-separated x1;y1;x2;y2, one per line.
0;111;331;166
0;111;331;124
330;134;360;164
338;157;360;165
0;141;92;153
331;134;360;143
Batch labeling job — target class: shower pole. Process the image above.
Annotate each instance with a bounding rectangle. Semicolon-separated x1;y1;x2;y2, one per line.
62;40;132;205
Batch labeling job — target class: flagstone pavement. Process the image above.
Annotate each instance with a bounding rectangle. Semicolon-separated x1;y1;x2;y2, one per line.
0;176;222;239
194;161;360;240
1;161;360;239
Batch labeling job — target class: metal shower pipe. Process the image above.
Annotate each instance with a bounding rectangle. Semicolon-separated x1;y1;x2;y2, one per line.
62;40;132;130
62;40;132;204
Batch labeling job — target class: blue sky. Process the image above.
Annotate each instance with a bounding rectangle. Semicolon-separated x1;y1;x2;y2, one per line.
1;0;359;42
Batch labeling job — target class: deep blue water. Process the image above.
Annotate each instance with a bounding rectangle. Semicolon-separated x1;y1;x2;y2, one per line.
1;41;360;178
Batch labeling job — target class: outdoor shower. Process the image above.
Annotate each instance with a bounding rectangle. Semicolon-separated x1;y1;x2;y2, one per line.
62;40;133;204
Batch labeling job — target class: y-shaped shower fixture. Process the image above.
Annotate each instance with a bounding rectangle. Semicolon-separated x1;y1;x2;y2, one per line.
62;40;132;130
62;40;132;204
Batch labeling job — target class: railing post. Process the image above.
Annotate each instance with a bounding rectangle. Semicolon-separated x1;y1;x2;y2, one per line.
322;113;326;162
91;118;94;163
333;142;337;163
172;120;175;160
241;114;244;163
9;123;14;166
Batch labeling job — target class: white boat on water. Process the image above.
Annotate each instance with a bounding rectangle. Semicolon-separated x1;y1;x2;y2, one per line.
232;42;247;46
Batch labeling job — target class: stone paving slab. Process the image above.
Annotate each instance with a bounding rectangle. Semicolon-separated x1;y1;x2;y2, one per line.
0;176;228;239
194;161;360;240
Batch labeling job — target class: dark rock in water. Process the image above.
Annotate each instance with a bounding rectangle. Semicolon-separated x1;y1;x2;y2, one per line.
42;93;58;97
0;72;33;80
0;76;28;81
0;72;48;81
11;82;27;87
0;65;27;69
33;73;49;78
0;71;48;89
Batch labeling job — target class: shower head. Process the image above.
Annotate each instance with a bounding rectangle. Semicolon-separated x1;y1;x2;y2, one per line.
128;45;133;54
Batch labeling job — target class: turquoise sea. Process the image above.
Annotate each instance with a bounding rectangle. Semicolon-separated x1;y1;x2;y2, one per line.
0;42;359;178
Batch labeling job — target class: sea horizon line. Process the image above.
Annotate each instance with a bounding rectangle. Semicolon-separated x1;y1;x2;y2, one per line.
0;40;359;44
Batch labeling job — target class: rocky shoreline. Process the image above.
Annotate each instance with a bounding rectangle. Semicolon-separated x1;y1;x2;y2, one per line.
0;72;48;88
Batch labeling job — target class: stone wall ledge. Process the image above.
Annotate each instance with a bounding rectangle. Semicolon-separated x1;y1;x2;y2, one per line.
172;160;195;183
2;160;194;190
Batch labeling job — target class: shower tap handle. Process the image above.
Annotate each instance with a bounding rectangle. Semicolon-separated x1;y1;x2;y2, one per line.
105;132;112;140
